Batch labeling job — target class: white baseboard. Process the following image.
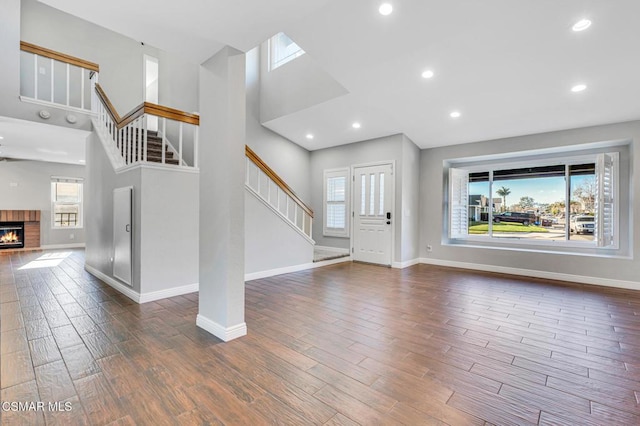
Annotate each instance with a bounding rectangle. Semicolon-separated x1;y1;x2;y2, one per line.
139;283;199;303
196;314;247;342
418;258;640;291
84;264;140;303
85;264;199;303
392;258;420;269
41;243;86;250
315;245;350;254
245;256;352;281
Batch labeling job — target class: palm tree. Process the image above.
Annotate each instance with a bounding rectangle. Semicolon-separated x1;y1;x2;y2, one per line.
496;186;511;212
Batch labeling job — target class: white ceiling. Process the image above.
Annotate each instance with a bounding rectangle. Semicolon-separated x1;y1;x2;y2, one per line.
0;116;89;164
38;0;640;151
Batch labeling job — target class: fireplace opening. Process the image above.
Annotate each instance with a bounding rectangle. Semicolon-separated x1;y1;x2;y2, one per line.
0;222;25;249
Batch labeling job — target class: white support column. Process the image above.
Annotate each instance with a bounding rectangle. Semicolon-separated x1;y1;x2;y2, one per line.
197;46;247;342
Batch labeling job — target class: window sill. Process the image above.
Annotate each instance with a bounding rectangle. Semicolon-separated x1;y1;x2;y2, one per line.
444;238;630;260
323;232;349;238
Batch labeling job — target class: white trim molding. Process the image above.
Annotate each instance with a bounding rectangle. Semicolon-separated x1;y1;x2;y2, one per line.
314;245;349;254
41;243;86;250
84;264;199;303
392;258;420;269
419;258;640;291
139;283;199;304
245;256;351;281
85;264;140;302
196;315;247;342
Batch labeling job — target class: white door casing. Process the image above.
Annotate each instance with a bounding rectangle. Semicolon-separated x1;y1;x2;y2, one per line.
113;186;133;286
352;163;394;265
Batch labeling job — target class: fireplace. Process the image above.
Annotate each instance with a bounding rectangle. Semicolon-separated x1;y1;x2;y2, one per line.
0;222;25;249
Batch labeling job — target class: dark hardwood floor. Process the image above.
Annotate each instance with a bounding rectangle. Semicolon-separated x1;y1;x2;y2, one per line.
1;249;640;425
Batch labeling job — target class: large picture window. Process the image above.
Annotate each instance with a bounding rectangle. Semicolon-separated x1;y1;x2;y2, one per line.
448;152;618;249
323;168;349;237
51;177;83;229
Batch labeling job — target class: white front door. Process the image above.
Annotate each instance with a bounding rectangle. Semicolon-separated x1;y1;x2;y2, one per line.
352;163;393;265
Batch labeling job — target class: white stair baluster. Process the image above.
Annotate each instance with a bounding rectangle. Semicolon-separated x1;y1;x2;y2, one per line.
161;118;166;164
34;54;38;100
179;122;183;166
50;58;54;103
65;63;70;106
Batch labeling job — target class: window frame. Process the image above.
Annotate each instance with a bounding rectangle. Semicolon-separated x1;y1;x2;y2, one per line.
51;177;83;229
323;168;350;238
445;149;620;252
268;32;305;71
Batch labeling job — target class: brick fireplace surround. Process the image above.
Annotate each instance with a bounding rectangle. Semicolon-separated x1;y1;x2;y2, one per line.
0;210;41;251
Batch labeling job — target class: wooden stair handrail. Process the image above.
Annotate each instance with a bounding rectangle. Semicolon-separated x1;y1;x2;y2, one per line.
20;41;99;72
245;145;314;218
95;84;200;128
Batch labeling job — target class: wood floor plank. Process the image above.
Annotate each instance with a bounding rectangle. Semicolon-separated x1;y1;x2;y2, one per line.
3;250;640;424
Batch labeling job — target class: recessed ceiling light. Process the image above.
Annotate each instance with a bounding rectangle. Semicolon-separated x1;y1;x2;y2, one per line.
572;19;592;32
421;69;434;79
379;3;393;16
306;134;314;140
352;122;361;129
0;136;4;140
571;84;587;92
450;111;461;118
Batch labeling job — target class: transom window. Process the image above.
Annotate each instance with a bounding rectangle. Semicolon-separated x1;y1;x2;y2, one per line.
448;152;618;249
51;177;83;228
268;32;305;71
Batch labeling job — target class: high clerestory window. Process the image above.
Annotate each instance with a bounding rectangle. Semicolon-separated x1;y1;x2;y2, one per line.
268;32;305;71
447;151;618;249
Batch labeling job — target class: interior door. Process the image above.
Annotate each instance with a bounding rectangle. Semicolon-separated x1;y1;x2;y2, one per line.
352;163;393;265
113;186;133;286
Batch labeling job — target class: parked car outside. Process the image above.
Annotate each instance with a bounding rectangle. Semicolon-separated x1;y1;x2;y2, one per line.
492;211;537;226
570;215;595;234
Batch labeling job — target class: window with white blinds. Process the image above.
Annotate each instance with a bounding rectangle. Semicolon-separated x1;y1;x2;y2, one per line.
51;176;83;229
324;168;350;237
447;152;619;249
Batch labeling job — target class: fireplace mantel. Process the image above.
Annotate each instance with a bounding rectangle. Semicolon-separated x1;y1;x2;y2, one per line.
0;210;41;250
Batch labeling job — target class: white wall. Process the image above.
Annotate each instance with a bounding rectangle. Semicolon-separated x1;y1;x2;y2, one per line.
245;47;311;202
139;167;199;293
259;41;347;125
310;134;409;262
0;159;86;247
85;132;142;291
19;0;199;117
245;190;313;274
400;135;421;263
85;131;199;296
419;120;638;285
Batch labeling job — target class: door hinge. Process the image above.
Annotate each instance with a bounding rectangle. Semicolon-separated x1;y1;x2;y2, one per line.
352;211;354;217
351;247;354;253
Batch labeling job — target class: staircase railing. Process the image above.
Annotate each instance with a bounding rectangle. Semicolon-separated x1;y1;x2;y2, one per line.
93;83;200;169
245;146;313;240
19;41;99;113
